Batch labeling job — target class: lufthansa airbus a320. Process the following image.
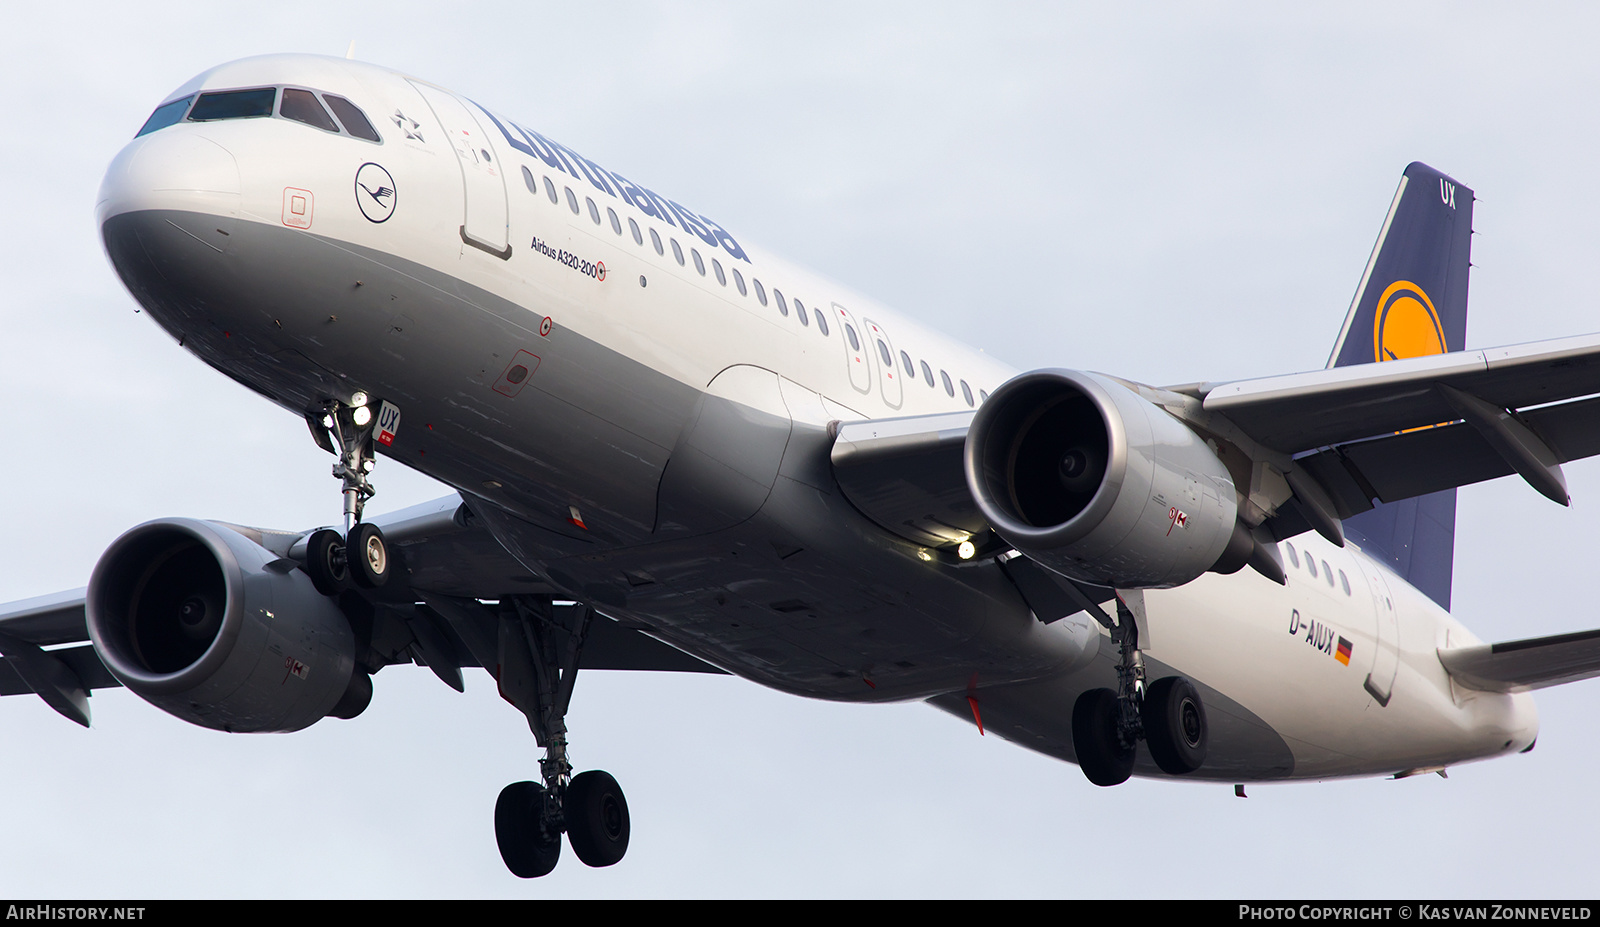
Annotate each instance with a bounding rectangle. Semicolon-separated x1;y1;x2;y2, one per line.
5;54;1600;878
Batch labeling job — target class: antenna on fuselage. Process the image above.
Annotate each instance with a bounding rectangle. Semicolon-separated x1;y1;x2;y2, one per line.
345;40;356;60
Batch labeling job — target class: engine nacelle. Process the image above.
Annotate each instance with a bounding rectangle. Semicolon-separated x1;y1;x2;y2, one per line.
86;518;362;733
965;369;1238;588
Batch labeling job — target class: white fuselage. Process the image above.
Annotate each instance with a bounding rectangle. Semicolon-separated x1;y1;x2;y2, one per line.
96;54;1536;783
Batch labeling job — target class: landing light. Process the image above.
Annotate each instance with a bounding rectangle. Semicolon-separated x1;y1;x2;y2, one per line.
958;540;976;560
916;550;933;562
352;406;372;426
350;390;369;408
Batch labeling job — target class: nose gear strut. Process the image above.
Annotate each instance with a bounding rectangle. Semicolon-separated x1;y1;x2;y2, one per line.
301;396;393;591
309;398;380;533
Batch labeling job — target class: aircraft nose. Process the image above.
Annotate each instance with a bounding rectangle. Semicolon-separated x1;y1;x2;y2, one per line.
97;131;240;227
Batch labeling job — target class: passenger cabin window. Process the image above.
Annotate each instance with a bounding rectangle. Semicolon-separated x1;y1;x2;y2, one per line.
1339;571;1352;595
754;279;768;306
565;187;579;214
845;324;861;352
980;389;989;402
586;197;601;225
1322;561;1334;587
671;238;685;266
713;259;727;286
544;177;558;204
900;351;914;375
136;95;193;136
691;248;705;275
608;207;622;235
1306;558;1318;579
323;95;382;142
279;89;337;132
650;228;664;255
877;340;893;366
188;87;276;122
521;166;537;194
921;360;934;387
628;217;643;245
774;289;790;316
815;310;829;336
940;370;954;397
1285;542;1300;568
961;380;974;406
733;268;747;296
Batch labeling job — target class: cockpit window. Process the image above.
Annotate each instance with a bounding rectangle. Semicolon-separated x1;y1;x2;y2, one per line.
323;95;381;142
279;89;338;132
136;96;194;137
188;88;277;122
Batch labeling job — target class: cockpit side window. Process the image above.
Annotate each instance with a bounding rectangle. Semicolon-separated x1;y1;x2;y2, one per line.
279;89;338;132
188;88;277;122
136;95;194;137
323;94;381;142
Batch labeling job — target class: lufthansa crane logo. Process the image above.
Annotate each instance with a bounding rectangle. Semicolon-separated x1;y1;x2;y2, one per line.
354;162;397;223
1372;280;1446;362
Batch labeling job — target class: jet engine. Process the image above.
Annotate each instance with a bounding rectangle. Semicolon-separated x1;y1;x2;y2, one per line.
86;518;367;733
965;369;1239;588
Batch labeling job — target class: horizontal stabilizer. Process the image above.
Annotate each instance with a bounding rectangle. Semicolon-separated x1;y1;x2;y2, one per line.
1439;628;1600;693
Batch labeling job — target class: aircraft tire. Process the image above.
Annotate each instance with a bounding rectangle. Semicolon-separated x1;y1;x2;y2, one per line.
565;770;630;867
305;529;347;597
347;523;390;589
496;781;561;878
1072;688;1134;786
1141;675;1208;775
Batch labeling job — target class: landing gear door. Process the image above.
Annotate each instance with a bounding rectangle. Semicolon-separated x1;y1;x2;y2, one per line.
862;318;904;410
1359;562;1401;707
409;82;510;256
832;303;872;395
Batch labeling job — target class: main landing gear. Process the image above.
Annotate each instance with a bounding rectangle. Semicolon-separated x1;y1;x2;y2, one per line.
302;395;393;596
493;597;630;878
1071;594;1209;786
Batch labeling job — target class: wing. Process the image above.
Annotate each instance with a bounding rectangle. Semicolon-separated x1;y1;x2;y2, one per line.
1197;331;1600;521
0;494;725;725
1440;629;1600;693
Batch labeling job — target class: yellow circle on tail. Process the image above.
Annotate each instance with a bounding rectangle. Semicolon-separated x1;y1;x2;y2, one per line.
1373;281;1447;362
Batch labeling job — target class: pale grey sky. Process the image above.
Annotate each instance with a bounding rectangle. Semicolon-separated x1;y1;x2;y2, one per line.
3;2;1600;897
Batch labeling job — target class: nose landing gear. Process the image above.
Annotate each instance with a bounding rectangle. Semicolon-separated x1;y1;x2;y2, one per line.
302;396;394;594
1070;593;1209;785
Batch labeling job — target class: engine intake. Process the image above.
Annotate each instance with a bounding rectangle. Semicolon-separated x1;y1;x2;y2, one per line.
87;518;362;733
966;369;1238;588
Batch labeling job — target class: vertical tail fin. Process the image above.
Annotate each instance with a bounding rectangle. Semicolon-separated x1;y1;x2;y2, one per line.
1331;162;1474;611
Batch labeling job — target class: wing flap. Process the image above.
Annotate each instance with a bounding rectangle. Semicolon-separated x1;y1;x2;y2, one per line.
1439;628;1600;693
1283;393;1600;526
1202;332;1600;453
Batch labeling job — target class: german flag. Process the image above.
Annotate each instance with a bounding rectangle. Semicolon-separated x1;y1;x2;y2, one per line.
1335;637;1354;666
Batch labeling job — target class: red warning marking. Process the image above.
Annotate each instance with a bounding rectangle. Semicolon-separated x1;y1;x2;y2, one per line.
595;261;607;282
967;696;984;736
539;316;553;337
567;505;587;530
